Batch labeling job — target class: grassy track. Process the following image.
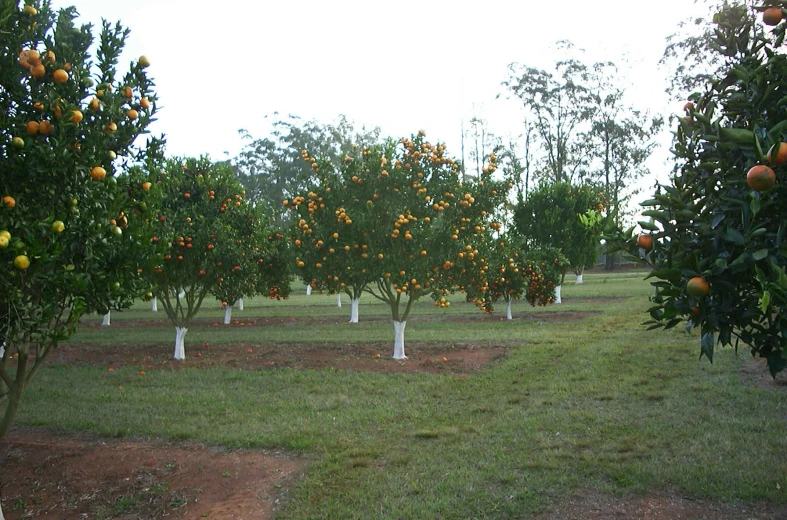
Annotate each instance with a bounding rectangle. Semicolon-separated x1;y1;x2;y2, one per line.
9;270;787;518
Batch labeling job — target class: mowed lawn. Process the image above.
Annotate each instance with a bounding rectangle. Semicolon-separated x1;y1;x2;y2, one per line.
11;270;787;518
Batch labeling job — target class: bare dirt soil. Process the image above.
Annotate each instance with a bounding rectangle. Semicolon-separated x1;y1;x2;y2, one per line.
0;429;303;519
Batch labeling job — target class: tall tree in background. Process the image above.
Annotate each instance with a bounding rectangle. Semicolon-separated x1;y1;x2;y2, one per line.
232;114;380;228
585;63;664;268
501;41;603;184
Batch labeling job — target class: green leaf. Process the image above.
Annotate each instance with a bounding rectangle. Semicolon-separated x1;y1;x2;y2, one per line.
723;228;746;245
760;290;771;313
752;249;769;261
700;331;715;362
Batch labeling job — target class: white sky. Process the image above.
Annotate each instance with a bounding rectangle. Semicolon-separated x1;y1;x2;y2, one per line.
52;0;710;194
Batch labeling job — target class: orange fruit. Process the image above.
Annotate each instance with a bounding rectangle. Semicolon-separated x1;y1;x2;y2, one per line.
104;122;117;133
767;142;787;166
13;255;30;270
33;102;44;111
26;120;39;135
89;98;100;111
746;165;776;191
23;5;37;15
140;97;150;109
636;234;653;250
124;86;133;99
142;182;151;190
763;6;783;26
30;63;45;78
127;109;138;120
90;166;106;181
38;120;53;136
687;277;709;297
3;195;15;208
138;55;151;68
52;69;68;83
69;110;83;123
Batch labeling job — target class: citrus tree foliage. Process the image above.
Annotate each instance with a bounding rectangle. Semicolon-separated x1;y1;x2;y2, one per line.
0;1;161;442
469;235;554;316
288;132;509;358
514;182;604;282
233;114;380;228
143;157;287;358
634;1;787;376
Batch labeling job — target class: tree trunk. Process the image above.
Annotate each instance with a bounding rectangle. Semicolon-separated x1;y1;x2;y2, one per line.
575;271;584;284
151;296;158;312
237;298;244;311
349;298;360;323
306;285;312;296
102;311;111;326
0;342;4;358
554;285;562;304
173;327;188;360
506;298;513;320
336;293;342;308
393;320;407;359
223;306;232;325
604;254;617;271
178;288;186;299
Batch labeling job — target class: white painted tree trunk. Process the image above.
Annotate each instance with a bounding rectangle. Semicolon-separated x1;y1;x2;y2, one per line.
0;342;4;358
102;311;111;326
336;293;342;307
223;306;232;325
349;298;360;323
575;273;584;284
151;296;158;312
506;299;513;320
393;320;407;359
1;501;5;520
237;298;244;311
178;288;186;299
306;285;312;296
554;285;562;304
173;327;188;360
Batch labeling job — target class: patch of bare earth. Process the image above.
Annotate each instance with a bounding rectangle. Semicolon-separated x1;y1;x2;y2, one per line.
532;488;787;520
0;428;303;520
740;356;787;391
50;341;508;376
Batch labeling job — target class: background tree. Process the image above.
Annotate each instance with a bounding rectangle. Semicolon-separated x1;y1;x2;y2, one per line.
143;156;283;359
233;114;380;229
0;0;161;479
633;1;787;376
514;182;604;286
501;41;606;184
290;132;509;359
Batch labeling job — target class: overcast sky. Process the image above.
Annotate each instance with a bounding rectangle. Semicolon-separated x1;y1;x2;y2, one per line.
52;0;710;193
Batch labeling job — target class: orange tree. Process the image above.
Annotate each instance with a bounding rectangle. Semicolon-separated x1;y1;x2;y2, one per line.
514;181;605;286
631;2;787;376
288;132;509;358
0;0;161;451
471;235;554;319
142;156;287;359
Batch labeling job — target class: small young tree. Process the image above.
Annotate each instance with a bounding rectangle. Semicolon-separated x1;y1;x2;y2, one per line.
634;1;787;376
144;157;284;359
0;0;161;500
290;132;509;358
514;181;604;284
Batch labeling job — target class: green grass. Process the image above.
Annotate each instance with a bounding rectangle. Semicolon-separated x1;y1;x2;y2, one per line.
9;270;787;518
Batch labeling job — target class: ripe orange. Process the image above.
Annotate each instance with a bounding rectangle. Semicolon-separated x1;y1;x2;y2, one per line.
104;122;117;133
683;102;695;112
27;49;40;64
90;166;106;181
767;142;787;166
126;109;138;120
23;5;37;15
52;69;68;83
142;182;151;190
90;98;100;111
26;121;39;135
686;277;709;297
3;195;15;208
746;164;776;191
140;97;150;110
124;86;133;99
38;120;52;136
69;110;83;123
30;63;45;78
763;6;783;26
33;102;44;111
636;234;653;250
